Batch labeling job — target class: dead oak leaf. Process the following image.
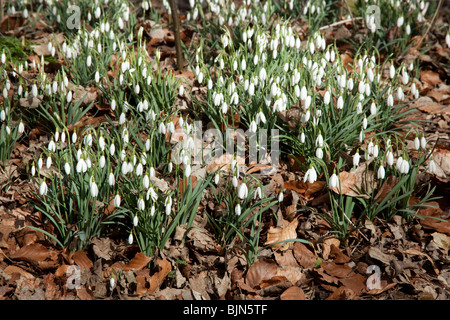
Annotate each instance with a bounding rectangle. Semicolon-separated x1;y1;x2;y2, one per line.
265;219;299;251
293;242;316;269
420;70;442;86
245;258;278;289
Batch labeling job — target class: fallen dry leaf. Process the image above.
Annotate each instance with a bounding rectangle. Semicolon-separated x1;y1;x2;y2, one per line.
148;258;172;294
403;249;439;275
123;252;152;271
72;250;93;270
432;232;450;252
265;219;299;251
420;70;442;86
246;258;278;289
280;286;306;300
321;238;340;260
9;243;59;270
293;242;316;269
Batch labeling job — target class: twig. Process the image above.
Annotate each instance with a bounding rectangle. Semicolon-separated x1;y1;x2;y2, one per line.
416;0;444;48
319;17;363;31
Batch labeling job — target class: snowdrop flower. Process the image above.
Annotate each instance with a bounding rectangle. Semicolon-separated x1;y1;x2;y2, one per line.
214;172;220;185
386;151;394;167
159;122;166;135
363;117;368;130
256;111;266;125
414;136;420;150
304;166;317;184
278;190;284;203
389;65;395;79
185;164;191;178
400;159;410;174
31;163;36;176
387;94;394;107
397;16;404;28
165;196;172;215
39;180;48;196
353;150;360;167
99;154;106;169
300;132;305;144
110;143;115;156
90;180;99;197
324;91;330;105
249;120;257;133
128;232;133;245
238;182;248;200
329;172;339;189
370;102;377;115
337;96;344;110
316;147;323;159
235;203;241;216
133;215;139;227
179;85;184;96
232;175;238;188
32;84;38;97
66;90;72;103
254;186;262;200
138;198;145;211
420;136;427;149
377;164;385;179
18;122;25;134
46;156;52;169
63;161;71;175
146;187;158;202
110;277;115;290
396;156;404;171
114;194;121;207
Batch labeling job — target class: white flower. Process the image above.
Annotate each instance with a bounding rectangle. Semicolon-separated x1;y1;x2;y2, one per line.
414;136;420;150
185;164;191;178
377;165;385;179
232;175;238;188
278;190;284;203
420;136;426;149
337;96;344;109
110;143;115;156
128;233;133;245
46;156;52;169
238;182;248;200
109;172;115;186
315;134;324;147
254;186;262;200
353;151;360;167
159;122;166;135
90;181;98;197
329;173;339;189
386;151;394;167
214;173;220;185
96;153;105;168
146;187;158;202
39;180;48;196
256;111;266;125
324;91;330;105
150;205;155;216
316;147;323;159
397;16;404;28
235;204;241;216
114;194;121;207
400;160;409;174
249;120;257;133
133;215;139;227
304;166;317;184
396;156;404;171
179;85;184;96
138;198;145;211
110;277;115;290
389;65;395;79
64;162;71;175
363;117;368;130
